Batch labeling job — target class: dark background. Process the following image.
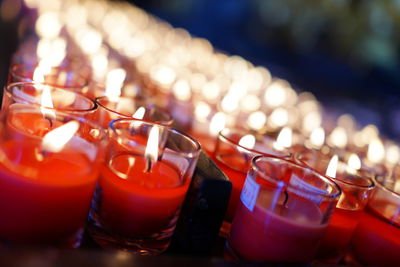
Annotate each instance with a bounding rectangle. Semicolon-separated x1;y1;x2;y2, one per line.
130;0;400;140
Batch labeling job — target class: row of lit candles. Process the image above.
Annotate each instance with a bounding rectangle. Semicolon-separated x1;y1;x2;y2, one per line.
5;0;400;265
16;0;400;174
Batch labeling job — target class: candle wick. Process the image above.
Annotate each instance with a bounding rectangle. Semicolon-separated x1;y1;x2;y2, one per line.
45;116;53;128
283;190;289;207
144;157;152;173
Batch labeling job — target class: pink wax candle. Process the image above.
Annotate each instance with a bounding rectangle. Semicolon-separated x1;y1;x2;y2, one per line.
226;155;341;263
213;128;290;222
351;176;400;265
229;192;327;262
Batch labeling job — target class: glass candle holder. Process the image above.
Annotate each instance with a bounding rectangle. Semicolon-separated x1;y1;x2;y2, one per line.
94;96;173;128
296;150;375;263
226;155;341;263
87;118;201;255
3;82;97;119
81;81;143;100
350;173;400;266
8;64;89;90
0;104;107;247
213;128;291;222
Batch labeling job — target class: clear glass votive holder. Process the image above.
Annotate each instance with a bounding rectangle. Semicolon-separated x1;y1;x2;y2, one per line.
350;172;400;266
87;118;201;255
8;63;89;90
296;150;375;263
226;155;341;263
94;96;173;128
3;82;97;119
0;104;107;247
213;128;291;222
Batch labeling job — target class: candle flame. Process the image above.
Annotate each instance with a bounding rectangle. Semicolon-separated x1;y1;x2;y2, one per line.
105;68;126;101
264;80;287;107
209;112;226;137
247;111;267;131
367;138;385;164
40;85;56;121
172;79;191;101
194;101;211;122
145;125;160;169
132;106;146;120
353;124;379;148
221;93;239;114
33;66;45;83
269;107;289;128
386;144;400;166
328;126;347;149
41;121;80;153
273;127;292;151
326;154;338;178
347;153;361;171
238;134;256;151
310;127;325;148
302;111;322;134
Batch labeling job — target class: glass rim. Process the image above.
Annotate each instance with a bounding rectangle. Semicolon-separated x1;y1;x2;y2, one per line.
218;127;291;157
109;118;202;159
295;153;375;190
7;104;108;143
252;155;342;200
6;82;97;113
9;63;88;89
374;175;400;198
95;96;173;126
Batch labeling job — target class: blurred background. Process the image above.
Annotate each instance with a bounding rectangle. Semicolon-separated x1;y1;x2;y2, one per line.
1;0;400;138
130;0;400;140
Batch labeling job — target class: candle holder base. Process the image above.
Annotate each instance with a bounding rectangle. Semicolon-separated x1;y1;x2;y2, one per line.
86;216;172;256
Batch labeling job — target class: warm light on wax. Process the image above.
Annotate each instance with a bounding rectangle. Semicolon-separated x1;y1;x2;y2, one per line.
41;120;80;153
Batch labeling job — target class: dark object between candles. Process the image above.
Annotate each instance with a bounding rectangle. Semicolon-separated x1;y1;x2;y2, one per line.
168;151;232;255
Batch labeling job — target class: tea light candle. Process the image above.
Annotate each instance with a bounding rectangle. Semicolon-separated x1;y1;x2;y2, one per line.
214;128;291;222
0;107;105;246
227;155;341;262
87;118;201;254
98;153;186;236
351;176;400;265
295;150;375;262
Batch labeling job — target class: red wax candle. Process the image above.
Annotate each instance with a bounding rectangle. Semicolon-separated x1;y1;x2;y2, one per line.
0;139;96;245
351;201;400;265
187;131;216;156
98;153;188;236
317;208;361;259
213;153;248;221
8;109;62;138
229;192;327;262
